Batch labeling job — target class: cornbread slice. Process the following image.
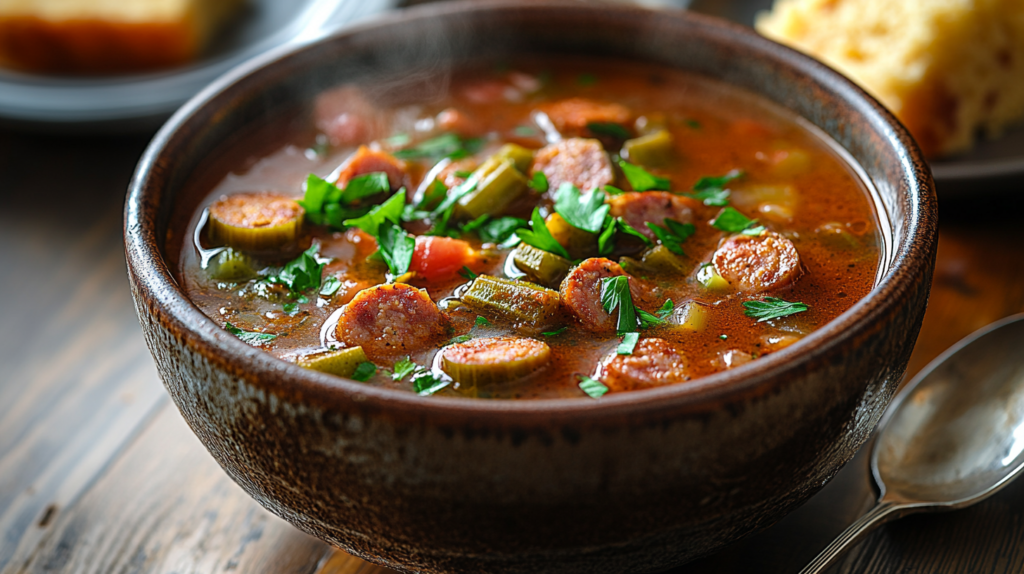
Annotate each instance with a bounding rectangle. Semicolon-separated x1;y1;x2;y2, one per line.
0;0;245;75
756;0;1024;157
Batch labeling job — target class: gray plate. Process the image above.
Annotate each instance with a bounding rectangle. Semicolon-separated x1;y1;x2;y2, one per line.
688;0;1024;194
0;0;394;132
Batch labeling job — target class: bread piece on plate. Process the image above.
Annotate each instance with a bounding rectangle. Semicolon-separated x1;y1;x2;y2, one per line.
0;0;246;75
757;0;1024;158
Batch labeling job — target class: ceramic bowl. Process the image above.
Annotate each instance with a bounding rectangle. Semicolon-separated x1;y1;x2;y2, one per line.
124;2;938;572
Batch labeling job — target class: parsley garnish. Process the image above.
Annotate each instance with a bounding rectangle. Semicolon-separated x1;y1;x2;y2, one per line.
587;122;631;139
646;219;696;255
710;207;758;233
656;299;674;319
554;183;609;234
577;73;597;86
393;133;483;161
350;362;377;381
619;160;670;191
344;189;407;236
742;225;767;236
513;125;540;137
282;302;299;316
403;180;447;221
391;357;418;381
602;184;625;196
542;326;568;337
528;171;549;193
377;220;416;278
476;216;528;244
578;375;608;398
617;332;639;355
597;216;651;256
319;276;342;296
685;170;742;206
224;322;277;346
459;266;478;280
267;244;324;293
450;334;473;344
742;297;810;322
599;276;667;334
515;208;572;259
475;315;490;326
384;133;410;147
413;371;450;395
299;172;390;227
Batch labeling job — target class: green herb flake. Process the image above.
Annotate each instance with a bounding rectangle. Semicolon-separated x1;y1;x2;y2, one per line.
475;315;490;326
602;184;625;196
270;244;324;293
513;125;540;137
299;172;390;228
686;187;731;207
319;275;342;296
742;225;767;236
619;160;671;192
646;219;696;255
719;334;728;340
413;372;450;395
393;133;483;161
577;73;598;87
224;322;277;346
742;297;810;322
554;183;609;234
282;302;299;316
587;122;631;139
477;216;529;244
598;216;652;256
343;189;407;236
377;219;416;278
710;207;758;233
454;170;473;178
384;133;410;147
600;275;637;334
450;334;473;344
350;361;377;382
528;171;549;193
542;326;568;337
459;266;478;280
685;169;743;206
515;207;572;259
391;357;418;381
656;299;674;319
578;375;608;398
617;332;640;355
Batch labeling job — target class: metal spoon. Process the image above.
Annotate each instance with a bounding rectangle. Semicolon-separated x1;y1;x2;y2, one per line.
800;313;1024;574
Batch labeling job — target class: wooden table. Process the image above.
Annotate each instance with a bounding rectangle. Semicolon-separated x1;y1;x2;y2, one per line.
1;123;1022;574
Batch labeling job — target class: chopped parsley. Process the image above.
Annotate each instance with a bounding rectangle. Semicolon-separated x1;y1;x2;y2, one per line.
710;207;758;233
597;216;651;256
645;219;696;255
656;299;675;319
265;244;324;293
577;73;598;86
282;302;299;316
542;326;568;337
554;183;609;233
578;376;608;398
463;215;529;244
350;362;377;382
383;133;410;147
391;357;418;381
459;266;478;280
515;207;572;259
617;332;640;355
377;219;416;278
513;125;540;137
344;189;407;236
742;297;810;322
393;133;483;161
319;275;342;296
685;170;743;206
413;371;450;395
475;315;490;326
587;122;631;139
742;225;767;236
450;334;473;344
299;172;390;228
528;171;549;193
619;160;670;191
601;184;625;196
599;276;667;334
224;322;277;346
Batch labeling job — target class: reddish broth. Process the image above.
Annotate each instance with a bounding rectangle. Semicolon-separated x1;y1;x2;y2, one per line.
177;58;881;399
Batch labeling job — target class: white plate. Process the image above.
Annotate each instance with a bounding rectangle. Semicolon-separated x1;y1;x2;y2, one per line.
0;0;394;132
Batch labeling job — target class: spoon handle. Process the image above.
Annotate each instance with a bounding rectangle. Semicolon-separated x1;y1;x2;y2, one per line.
798;500;904;574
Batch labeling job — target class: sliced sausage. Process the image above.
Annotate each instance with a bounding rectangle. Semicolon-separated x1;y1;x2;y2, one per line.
334;145;407;190
595;338;689;392
440;336;551;386
335;283;450;361
560;258;645;333
530;138;614;194
539;97;632;135
607;192;697;241
712;230;802;293
314;86;381;147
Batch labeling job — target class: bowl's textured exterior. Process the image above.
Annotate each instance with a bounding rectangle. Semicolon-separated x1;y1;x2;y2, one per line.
124;2;938;573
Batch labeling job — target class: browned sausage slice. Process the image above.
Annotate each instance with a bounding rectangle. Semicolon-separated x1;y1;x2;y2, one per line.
560;258;644;333
531;138;613;194
595;338;689;392
712;230;802;292
539;98;632;135
334;145;407;190
440;336;551;385
607;192;697;241
335;283;450;361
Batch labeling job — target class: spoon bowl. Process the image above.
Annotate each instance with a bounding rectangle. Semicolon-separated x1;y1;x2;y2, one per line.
802;313;1024;573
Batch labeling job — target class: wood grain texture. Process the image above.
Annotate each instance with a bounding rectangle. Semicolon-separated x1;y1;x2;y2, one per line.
1;123;1023;574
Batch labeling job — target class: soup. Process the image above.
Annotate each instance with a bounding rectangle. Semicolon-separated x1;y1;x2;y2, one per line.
177;58;880;399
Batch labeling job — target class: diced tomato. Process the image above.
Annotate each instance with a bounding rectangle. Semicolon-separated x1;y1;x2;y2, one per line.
410;236;476;282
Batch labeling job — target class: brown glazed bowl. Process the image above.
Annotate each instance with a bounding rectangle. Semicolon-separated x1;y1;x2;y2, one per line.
124;2;937;573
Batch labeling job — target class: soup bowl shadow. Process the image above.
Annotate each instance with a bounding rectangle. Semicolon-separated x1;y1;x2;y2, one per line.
124;2;937;573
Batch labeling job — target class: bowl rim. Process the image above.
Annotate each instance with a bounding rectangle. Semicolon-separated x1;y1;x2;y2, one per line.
125;0;937;426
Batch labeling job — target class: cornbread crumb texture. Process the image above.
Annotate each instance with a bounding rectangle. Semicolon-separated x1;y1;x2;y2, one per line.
757;0;1024;157
0;0;246;74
